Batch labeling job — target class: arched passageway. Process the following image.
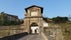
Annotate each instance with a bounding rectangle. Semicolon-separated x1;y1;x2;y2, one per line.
30;23;39;34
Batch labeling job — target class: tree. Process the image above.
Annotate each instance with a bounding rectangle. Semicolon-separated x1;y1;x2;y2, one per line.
52;16;68;23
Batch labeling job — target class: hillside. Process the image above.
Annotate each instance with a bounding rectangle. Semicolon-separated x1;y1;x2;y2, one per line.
58;22;71;40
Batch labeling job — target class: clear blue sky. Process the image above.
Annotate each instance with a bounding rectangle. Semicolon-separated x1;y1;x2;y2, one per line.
0;0;71;19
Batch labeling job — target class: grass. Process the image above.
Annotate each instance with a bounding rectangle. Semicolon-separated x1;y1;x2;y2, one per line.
58;23;71;40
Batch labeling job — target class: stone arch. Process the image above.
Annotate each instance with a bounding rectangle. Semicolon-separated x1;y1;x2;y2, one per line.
30;23;39;34
30;23;38;26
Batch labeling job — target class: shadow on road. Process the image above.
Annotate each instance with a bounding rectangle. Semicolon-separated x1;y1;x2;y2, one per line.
0;32;28;40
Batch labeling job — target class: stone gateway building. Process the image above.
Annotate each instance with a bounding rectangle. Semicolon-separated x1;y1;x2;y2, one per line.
0;5;63;40
23;5;48;34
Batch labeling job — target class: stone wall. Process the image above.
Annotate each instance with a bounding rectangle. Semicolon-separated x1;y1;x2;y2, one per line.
0;25;25;38
43;26;64;40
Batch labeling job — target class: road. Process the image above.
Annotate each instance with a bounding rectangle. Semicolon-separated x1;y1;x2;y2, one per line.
18;34;43;40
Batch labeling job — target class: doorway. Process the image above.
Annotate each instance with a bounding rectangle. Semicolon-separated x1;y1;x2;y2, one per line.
30;23;39;34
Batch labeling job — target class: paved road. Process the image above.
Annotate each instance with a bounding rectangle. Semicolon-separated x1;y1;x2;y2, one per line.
18;34;43;40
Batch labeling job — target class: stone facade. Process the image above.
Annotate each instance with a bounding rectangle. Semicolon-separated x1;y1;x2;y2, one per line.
23;5;48;34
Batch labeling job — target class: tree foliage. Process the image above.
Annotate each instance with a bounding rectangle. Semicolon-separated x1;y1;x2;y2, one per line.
52;16;68;23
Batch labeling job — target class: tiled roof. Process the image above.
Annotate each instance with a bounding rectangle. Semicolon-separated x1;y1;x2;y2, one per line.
25;5;43;13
